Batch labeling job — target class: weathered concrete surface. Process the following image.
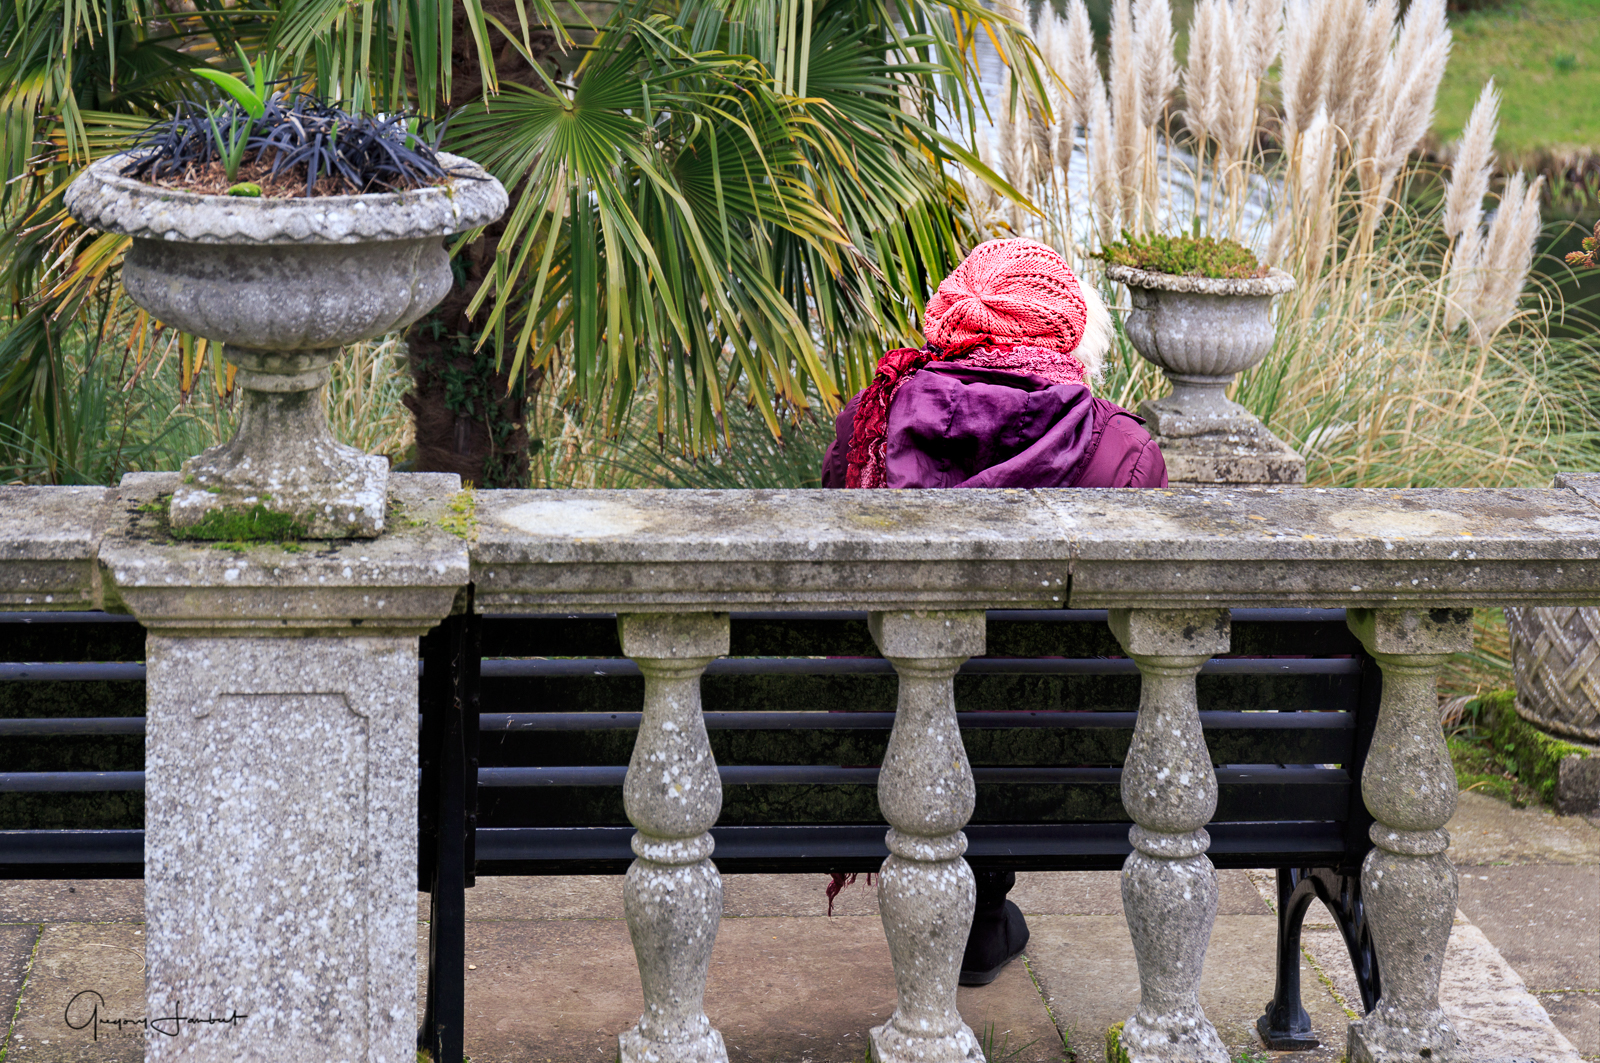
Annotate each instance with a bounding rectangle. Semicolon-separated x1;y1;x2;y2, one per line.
1345;609;1473;1063
473;489;1072;613
1010;868;1270;917
1155;427;1307;488
6;922;145;1062
1447;790;1600;865
0;880;143;923
868;611;986;1063
413;867;1272;924
99;471;468;635
471;485;1600;614
1442;919;1584;1062
1025;912;1350;1062
0;923;39;1043
1457;865;1599;991
1051;485;1600;609
1447;795;1600;1060
169;346;390;539
0;486;108;610
425;910;1064;1063
1108;609;1231;1062
146;635;419;1063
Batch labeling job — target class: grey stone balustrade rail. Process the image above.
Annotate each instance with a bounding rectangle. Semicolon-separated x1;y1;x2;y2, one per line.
4;471;1600;1063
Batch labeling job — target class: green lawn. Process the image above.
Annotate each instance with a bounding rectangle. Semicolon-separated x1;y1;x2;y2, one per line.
1436;0;1600;154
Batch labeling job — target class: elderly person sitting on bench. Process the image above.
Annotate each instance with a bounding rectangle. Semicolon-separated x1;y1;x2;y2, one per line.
822;237;1167;985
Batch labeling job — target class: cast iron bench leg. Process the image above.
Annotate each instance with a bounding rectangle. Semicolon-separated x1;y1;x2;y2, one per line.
1258;868;1322;1049
419;609;478;1063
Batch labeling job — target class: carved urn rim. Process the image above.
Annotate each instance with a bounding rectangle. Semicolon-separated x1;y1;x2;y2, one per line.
1105;263;1297;297
64;150;507;246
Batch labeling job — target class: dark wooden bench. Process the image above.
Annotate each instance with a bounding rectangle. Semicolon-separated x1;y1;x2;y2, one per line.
416;604;1383;1059
0;606;1383;1059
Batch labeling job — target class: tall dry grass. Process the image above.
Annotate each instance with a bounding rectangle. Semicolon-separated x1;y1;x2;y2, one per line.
0;333;414;486
962;0;1598;490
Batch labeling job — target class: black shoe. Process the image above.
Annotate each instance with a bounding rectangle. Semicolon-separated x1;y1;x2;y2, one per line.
960;897;1030;986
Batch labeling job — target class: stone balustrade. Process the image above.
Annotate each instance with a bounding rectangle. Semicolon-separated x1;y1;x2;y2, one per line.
4;473;1600;1063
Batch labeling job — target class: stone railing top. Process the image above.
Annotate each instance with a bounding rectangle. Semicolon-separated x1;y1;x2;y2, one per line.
0;486;109;610
66;152;507;246
471;481;1600;612
4;476;1600;621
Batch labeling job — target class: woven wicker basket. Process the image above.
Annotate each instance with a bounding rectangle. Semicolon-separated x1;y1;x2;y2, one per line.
1504;606;1600;743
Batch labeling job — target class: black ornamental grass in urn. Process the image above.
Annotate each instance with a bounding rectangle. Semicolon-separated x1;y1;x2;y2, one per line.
1100;232;1304;486
64;72;507;539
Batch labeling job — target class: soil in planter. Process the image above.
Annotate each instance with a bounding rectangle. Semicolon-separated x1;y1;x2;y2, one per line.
147;156;447;199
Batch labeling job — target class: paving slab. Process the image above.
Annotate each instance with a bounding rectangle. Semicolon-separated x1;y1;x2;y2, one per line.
1023;912;1349;1062
0;881;143;924
1440;920;1584;1062
6;922;145;1062
1448;791;1600;866
1010;868;1269;917
1536;992;1600;1059
440;913;1063;1063
0;923;40;1050
1457;865;1600;991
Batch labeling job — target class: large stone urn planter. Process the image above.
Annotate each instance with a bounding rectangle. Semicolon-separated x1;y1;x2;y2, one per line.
65;152;507;538
1105;263;1305;487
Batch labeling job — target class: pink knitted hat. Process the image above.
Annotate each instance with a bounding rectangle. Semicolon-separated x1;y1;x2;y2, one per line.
923;238;1090;353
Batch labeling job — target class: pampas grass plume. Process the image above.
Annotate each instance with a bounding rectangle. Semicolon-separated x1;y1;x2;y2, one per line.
1182;0;1220;147
1061;0;1101;129
1475;173;1545;344
1135;0;1178;128
1242;0;1282;79
1088;81;1120;244
1317;0;1365;139
1443;79;1499;243
1370;0;1449;190
1280;0;1333;149
1110;0;1146;227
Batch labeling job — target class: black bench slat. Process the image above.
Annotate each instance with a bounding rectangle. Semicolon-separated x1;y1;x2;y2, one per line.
481;673;1357;716
0;771;145;792
477;609;1364;661
475;767;1352;828
0;828;144;877
0;613;146;663
477;658;1360;678
478;709;1358;768
470;820;1351;875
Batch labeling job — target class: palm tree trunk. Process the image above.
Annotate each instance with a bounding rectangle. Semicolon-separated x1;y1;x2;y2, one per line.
402;6;559;488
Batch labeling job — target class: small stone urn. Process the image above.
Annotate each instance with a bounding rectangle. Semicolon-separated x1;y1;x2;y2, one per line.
65;152;507;537
1105;263;1305;486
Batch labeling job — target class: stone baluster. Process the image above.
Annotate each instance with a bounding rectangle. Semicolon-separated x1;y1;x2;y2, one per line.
868;610;987;1063
1345;608;1475;1063
617;612;731;1063
1108;608;1232;1063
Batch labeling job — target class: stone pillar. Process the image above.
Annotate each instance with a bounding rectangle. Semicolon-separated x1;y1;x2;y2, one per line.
1108;608;1232;1063
868;609;987;1063
617;612;731;1063
1345;608;1475;1063
98;471;469;1063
